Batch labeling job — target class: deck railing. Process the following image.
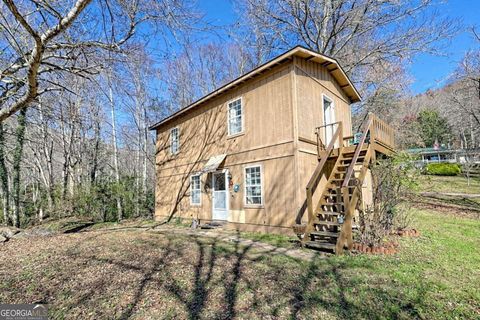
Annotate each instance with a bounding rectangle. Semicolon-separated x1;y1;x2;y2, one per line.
315;122;353;155
315;113;394;158
371;114;395;149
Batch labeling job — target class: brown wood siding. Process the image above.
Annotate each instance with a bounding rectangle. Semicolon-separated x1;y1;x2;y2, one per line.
154;56;355;232
295;57;352;145
293;57;353;221
154;63;296;227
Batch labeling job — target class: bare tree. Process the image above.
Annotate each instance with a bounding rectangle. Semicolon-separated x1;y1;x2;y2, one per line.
107;73;122;221
236;0;457;116
11;108;27;227
0;0;201;122
450;28;480;129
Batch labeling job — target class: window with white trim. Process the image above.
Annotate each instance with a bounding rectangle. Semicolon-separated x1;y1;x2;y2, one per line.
228;98;243;135
245;165;262;205
190;174;201;205
170;127;179;154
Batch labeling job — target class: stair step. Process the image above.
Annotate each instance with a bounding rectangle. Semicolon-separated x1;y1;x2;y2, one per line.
310;231;340;238
324;193;342;197
316;210;340;216
341;163;364;168
341;156;365;161
324;195;352;201
322;202;344;206
334;170;362;175
327;184;356;189
343;149;367;155
304;241;336;251
313;220;341;226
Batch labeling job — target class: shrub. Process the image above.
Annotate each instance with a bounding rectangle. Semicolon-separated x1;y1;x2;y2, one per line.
358;153;419;246
425;163;461;176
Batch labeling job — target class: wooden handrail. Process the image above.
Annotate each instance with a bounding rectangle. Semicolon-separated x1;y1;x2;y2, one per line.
305;122;343;237
315;121;341;130
337;144;373;253
342;114;373;188
315;121;341;153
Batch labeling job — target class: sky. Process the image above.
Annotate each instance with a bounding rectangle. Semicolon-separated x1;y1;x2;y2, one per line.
198;0;480;95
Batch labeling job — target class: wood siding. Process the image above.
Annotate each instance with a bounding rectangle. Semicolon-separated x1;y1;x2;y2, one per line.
155;62;297;230
154;56;356;233
293;57;354;222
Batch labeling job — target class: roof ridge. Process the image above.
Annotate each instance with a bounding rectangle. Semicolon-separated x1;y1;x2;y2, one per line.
150;46;360;130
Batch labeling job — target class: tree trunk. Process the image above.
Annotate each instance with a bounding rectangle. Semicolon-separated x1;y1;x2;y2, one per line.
12;108;27;228
39;103;54;210
142;111;148;212
135;96;141;217
0;122;10;225
90;112;101;185
109;82;123;221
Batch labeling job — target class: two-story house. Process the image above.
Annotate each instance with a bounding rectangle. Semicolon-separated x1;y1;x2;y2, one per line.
150;46;394;253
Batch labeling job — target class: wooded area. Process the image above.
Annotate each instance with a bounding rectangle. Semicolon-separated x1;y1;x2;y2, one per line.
0;0;478;228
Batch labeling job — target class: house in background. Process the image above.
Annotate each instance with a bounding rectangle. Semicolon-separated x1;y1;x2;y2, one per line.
150;46;395;253
407;147;480;165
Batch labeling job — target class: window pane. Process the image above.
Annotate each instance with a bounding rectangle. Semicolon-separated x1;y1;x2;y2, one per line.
245;166;262;205
191;175;201;204
171;128;179;154
228;99;242;135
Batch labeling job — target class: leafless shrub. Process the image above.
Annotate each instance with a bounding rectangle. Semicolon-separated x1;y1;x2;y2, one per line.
358;154;419;246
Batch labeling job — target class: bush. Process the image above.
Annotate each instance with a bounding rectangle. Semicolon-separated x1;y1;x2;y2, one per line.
358;153;419;246
425;163;461;176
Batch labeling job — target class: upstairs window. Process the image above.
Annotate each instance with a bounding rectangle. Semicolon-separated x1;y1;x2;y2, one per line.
228;98;243;135
190;174;201;205
245;165;263;205
170;127;179;154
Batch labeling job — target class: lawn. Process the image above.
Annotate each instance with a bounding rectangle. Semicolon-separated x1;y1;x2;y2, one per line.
418;174;480;194
0;209;479;319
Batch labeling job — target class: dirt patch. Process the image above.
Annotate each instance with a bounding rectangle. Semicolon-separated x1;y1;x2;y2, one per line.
412;197;480;219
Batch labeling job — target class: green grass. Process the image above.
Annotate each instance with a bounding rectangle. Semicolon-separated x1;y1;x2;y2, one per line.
239;209;480;319
239;231;299;248
0;209;478;319
418;175;480;194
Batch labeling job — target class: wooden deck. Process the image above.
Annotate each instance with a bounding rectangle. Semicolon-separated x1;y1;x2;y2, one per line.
301;113;395;254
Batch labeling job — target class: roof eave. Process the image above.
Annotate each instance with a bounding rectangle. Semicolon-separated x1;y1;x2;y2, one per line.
149;46;361;130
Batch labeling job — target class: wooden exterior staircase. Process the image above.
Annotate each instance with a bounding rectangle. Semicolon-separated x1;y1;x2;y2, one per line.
301;113;395;254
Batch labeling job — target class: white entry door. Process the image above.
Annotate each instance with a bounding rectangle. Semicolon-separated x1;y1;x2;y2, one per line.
212;171;228;220
323;95;336;147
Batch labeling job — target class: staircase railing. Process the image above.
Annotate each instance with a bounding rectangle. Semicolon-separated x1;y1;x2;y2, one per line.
337;146;373;253
303;122;343;244
315;122;340;154
334;113;375;253
342;114;374;189
335;112;395;253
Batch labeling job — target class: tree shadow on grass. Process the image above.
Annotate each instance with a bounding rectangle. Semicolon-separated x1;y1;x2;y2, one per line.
221;232;252;319
283;257;427;320
59;235;179;319
41;230;432;319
